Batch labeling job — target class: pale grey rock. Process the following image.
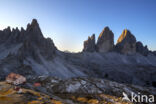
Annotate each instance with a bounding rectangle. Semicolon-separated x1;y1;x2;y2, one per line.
96;27;114;52
51;77;156;96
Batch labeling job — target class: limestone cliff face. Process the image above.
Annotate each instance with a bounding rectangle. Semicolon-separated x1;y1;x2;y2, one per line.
96;27;114;52
82;27;153;56
115;29;136;54
82;27;114;53
83;34;96;52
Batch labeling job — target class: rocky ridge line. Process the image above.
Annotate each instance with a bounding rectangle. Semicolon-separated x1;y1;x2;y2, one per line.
0;19;56;61
83;27;155;56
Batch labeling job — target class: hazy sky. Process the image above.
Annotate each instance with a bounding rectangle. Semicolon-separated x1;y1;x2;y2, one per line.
0;0;156;52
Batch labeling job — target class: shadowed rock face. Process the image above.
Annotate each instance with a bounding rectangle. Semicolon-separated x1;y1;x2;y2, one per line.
82;27;114;53
0;27;12;43
1;19;56;61
153;51;156;56
25;19;44;44
115;29;136;54
136;41;149;56
0;19;57;78
83;34;96;52
96;27;114;52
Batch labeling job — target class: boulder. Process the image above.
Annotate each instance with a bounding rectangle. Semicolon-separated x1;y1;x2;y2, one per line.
6;73;26;85
96;27;114;52
136;41;149;56
83;34;96;52
115;29;136;54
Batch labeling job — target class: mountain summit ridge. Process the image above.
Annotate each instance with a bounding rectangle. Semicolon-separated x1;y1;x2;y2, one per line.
83;27;154;56
0;19;154;56
0;19;156;89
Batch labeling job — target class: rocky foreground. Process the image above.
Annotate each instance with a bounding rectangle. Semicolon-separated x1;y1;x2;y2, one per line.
1;76;156;104
0;81;62;104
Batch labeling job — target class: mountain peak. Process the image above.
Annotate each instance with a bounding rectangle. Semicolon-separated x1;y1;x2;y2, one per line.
25;19;43;41
26;19;39;30
98;26;110;38
115;29;136;54
97;26;114;52
83;34;96;52
104;26;110;31
117;29;135;44
31;19;39;27
3;26;11;32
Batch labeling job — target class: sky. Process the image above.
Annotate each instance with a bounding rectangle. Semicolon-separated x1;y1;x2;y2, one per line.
0;0;156;52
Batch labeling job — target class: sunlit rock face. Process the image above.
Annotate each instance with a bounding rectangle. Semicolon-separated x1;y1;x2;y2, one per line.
83;34;96;52
136;41;149;56
0;27;11;43
96;27;114;52
115;29;136;54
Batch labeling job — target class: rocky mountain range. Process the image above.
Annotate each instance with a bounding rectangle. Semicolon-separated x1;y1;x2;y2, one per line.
83;27;151;56
0;19;156;104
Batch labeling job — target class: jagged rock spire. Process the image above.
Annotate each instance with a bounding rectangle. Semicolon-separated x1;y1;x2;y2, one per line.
0;26;11;43
82;27;151;56
3;26;11;34
18;19;56;60
27;19;39;29
115;29;136;54
117;29;136;44
0;19;56;61
26;19;43;37
83;34;96;52
96;26;114;52
24;19;44;45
